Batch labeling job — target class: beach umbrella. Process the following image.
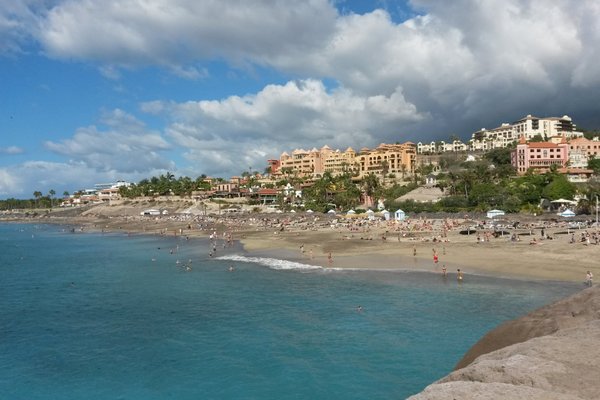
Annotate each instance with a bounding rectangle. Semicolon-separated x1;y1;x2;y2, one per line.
306;209;314;213
327;209;336;215
559;209;576;217
346;209;356;215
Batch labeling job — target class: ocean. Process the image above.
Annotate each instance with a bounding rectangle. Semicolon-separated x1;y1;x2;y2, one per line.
0;223;579;399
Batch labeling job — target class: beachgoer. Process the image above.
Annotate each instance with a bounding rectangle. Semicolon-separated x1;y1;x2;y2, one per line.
413;245;417;257
442;265;447;277
585;271;593;287
457;269;464;283
357;305;363;312
328;252;333;265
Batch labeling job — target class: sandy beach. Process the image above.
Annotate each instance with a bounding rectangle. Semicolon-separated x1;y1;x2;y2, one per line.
3;201;597;283
238;221;597;283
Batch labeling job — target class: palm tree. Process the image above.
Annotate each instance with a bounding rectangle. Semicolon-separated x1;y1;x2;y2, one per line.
381;160;389;186
33;191;42;208
49;189;56;208
361;173;380;208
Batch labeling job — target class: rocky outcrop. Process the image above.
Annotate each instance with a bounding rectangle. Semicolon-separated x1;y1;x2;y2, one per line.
408;285;600;400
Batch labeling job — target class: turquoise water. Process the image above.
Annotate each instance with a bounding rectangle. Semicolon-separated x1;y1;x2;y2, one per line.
0;223;578;399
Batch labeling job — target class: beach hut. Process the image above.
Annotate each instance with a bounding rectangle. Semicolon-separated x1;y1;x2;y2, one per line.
381;209;391;221
141;208;161;216
559;209;576;217
394;209;406;221
366;209;375;221
486;209;505;219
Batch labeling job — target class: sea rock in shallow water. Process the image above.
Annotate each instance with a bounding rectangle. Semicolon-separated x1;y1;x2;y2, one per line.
408;286;600;400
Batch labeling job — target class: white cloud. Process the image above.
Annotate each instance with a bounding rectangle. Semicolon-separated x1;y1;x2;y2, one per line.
37;0;337;68
0;1;42;55
169;65;209;80
0;168;19;195
24;0;600;132
44;109;175;174
147;79;425;176
0;160;172;198
0;146;25;155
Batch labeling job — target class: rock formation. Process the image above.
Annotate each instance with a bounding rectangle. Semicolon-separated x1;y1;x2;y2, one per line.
408;285;600;399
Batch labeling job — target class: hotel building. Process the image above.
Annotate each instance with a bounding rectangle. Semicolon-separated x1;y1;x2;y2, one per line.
276;142;416;179
511;137;569;175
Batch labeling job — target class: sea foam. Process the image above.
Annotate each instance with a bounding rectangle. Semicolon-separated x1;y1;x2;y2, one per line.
217;254;323;271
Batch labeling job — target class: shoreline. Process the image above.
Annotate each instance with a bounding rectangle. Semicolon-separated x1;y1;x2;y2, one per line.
3;208;596;284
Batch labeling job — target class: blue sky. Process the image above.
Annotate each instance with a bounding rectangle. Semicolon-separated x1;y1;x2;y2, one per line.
1;0;600;199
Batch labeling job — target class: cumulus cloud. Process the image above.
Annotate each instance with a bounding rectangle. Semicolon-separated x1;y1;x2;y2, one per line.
37;0;337;68
44;109;175;174
289;1;600;133
24;0;600;132
143;79;426;175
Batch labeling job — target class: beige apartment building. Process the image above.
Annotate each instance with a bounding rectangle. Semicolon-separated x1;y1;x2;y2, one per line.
568;137;600;160
277;142;416;179
355;143;416;178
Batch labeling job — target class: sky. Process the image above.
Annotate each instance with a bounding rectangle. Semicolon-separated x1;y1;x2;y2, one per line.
1;0;600;199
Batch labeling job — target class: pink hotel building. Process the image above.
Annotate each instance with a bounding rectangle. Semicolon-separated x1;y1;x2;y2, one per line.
511;137;569;175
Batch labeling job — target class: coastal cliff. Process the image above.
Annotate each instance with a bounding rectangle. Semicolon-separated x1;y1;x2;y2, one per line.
408;285;600;400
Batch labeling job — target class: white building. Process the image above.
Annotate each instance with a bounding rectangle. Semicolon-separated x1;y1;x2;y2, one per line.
568;148;589;169
417;140;468;154
417;141;437;154
470;122;517;150
512;114;583;141
469;114;583;152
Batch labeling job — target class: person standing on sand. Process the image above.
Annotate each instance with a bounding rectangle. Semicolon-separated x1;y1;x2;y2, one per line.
328;252;333;265
585;271;593;287
413;245;417;257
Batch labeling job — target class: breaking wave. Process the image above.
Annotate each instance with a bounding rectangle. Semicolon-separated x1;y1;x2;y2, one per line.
216;254;324;271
